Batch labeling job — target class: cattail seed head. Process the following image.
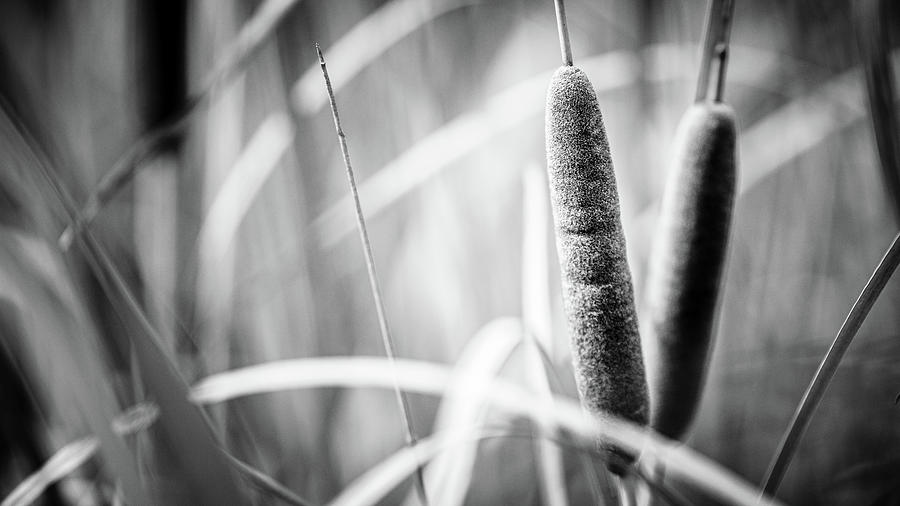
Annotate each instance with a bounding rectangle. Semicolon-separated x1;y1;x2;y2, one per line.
643;101;738;441
545;66;649;428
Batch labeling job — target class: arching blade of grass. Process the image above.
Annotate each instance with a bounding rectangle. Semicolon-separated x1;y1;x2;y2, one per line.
190;356;783;506
427;317;523;506
761;232;900;496
194;112;294;332
292;0;480;115
57;0;304;249
1;438;99;506
317;45;428;506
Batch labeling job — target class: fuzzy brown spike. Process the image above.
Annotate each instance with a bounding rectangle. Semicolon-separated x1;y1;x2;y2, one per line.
643;102;737;441
545;66;649;431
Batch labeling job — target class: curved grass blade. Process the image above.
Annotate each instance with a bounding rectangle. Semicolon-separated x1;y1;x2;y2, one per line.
427;318;523;506
194;112;294;331
761;232;900;496
1;439;99;506
190;356;783;506
58;0;304;249
223;454;317;506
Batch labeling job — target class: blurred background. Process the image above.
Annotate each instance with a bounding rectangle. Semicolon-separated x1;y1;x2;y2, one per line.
1;0;899;504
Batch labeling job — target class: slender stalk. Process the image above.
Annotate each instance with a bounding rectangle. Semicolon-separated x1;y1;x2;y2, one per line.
316;44;429;506
695;0;735;103
761;232;900;496
552;0;573;66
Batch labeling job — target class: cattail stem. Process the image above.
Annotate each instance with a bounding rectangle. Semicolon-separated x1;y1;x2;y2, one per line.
552;0;574;66
695;0;735;103
316;44;429;506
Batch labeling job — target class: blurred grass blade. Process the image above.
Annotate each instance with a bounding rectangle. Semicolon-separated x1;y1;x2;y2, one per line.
762;232;900;496
58;0;303;249
134;155;179;352
195;112;294;325
521;164;553;353
191;357;451;407
201;0;304;92
739;63;868;193
293;0;479;115
1;438;99;506
428;317;523;506
57;114;191;250
224;454;316;506
855;0;900;224
191;356;782;506
521;338;568;506
111;403;161;435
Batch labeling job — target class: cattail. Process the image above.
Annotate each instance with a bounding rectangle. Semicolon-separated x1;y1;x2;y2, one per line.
545;65;649;430
643;102;737;441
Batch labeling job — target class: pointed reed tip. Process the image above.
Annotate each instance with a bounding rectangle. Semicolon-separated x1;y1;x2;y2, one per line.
315;42;324;63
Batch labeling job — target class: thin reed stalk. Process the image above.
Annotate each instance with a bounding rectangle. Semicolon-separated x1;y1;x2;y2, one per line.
316;44;428;506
